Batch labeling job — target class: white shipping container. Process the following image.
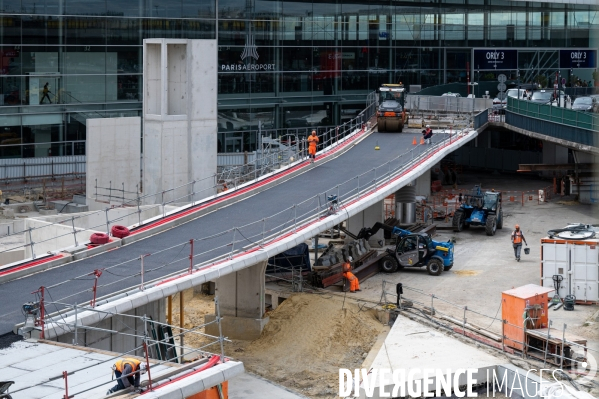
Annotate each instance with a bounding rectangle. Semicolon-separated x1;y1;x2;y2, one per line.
541;238;599;303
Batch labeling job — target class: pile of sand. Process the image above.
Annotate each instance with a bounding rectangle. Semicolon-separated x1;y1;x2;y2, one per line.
237;293;385;397
173;290;384;398
170;291;385;398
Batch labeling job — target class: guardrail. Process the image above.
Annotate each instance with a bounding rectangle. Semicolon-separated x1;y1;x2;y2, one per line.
508;97;599;132
406;95;492;113
473;109;489;129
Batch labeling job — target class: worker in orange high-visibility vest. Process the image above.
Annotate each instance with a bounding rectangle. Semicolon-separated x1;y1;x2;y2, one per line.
343;256;361;293
307;130;319;163
107;358;147;395
511;224;527;262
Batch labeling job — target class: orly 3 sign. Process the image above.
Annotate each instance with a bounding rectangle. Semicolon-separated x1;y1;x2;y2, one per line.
559;49;597;69
473;49;518;70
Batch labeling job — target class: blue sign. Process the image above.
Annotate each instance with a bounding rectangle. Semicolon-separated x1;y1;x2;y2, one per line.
473;49;518;70
559;49;597;69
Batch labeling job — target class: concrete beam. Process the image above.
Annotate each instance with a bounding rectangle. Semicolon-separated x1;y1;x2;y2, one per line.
487;121;599;155
518;163;593;171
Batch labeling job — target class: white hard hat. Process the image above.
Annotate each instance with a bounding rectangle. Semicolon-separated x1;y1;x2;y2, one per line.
426;125;430;128
348;256;353;261
140;363;147;374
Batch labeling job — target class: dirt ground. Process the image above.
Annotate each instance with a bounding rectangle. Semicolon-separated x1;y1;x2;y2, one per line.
170;290;386;398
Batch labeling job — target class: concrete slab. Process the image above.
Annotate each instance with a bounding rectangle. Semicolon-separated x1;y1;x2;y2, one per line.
363;314;501;397
1;340;243;399
229;372;309;399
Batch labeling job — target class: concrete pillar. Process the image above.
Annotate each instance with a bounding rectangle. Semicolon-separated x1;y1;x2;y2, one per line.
348;200;384;247
205;261;269;340
395;185;415;225
542;141;569;178
414;171;431;197
143;39;218;205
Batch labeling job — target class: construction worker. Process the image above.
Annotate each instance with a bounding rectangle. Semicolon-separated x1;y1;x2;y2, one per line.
343;256;361;293
307;130;319;163
107;358;147;395
511;224;527;262
422;125;433;144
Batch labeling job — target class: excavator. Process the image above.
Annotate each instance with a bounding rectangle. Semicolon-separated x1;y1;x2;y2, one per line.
355;222;454;276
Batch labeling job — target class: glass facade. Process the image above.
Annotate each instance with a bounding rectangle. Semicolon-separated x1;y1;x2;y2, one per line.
0;0;597;156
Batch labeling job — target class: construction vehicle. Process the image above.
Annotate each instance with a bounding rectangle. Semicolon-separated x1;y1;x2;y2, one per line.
452;185;503;236
377;84;408;132
357;222;454;276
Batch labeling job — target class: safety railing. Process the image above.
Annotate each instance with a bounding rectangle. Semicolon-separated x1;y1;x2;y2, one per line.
429;185;554;212
22;127;470;326
381;281;598;380
0;152;85;182
473;108;489;129
17;296;228;398
406;95;493;114
487;108;506;123
508;97;599;132
0;96;377;258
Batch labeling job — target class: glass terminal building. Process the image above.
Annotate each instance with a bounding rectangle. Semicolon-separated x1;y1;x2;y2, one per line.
0;0;597;157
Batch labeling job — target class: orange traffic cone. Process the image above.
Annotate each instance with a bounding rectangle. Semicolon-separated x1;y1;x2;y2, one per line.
420;137;425;145
412;137;417;145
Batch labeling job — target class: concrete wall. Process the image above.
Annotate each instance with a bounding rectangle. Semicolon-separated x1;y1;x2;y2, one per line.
86;117;141;203
143;39;218;206
55;299;165;358
24;219;97;257
206;261;268;340
0;249;25;266
0;220;26;235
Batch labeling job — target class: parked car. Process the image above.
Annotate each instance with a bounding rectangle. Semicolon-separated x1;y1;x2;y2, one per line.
285;109;330;128
530;90;566;107
441;92;461;97
492;88;527;112
571;96;594;112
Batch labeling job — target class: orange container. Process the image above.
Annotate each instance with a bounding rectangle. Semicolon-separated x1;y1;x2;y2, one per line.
187;382;228;399
501;284;554;351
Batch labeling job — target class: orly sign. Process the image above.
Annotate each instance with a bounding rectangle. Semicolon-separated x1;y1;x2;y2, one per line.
559;49;597;69
473;49;518;70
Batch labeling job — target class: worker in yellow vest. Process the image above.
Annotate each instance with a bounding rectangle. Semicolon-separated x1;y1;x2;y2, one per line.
107;358;147;395
511;224;527;262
